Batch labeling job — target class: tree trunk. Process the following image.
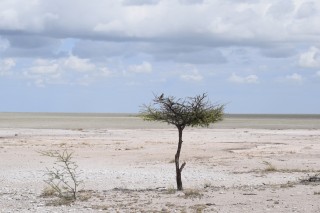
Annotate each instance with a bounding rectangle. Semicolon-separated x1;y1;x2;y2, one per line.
175;126;185;191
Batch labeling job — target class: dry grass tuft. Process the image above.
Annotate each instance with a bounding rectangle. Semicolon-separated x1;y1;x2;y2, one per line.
40;186;57;198
45;197;75;206
184;189;203;199
280;181;295;188
191;204;207;213
263;161;277;172
92;205;111;211
168;159;175;163
166;186;176;194
78;191;93;201
204;181;212;189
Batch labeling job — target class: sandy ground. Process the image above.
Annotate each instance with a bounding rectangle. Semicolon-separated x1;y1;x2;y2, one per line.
1;127;320;212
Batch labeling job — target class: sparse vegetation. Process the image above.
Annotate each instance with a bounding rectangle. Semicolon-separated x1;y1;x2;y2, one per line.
235;167;320;175
301;173;320;183
39;149;83;201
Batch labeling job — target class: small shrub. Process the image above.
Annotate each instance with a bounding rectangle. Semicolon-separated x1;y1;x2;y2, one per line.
39;149;83;200
184;189;203;198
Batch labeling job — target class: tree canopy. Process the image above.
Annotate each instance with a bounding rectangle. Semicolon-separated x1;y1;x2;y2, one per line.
141;93;224;129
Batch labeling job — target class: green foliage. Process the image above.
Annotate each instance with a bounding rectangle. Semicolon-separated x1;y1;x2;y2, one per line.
141;93;224;128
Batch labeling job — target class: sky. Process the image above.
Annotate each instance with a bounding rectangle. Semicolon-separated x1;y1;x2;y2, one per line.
0;0;320;113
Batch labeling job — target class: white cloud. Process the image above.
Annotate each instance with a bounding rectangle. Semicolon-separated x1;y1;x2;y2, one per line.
1;58;15;69
285;73;303;83
228;73;259;84
28;55;96;77
24;56;109;86
29;59;60;75
34;78;45;87
180;69;203;81
76;74;94;86
64;55;95;72
24;59;62;87
0;58;15;76
128;61;152;73
299;47;320;68
100;67;113;77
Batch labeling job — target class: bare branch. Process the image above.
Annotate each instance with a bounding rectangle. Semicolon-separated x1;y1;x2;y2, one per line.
180;162;186;172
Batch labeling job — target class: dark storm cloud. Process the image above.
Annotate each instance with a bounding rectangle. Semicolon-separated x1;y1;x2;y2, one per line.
0;35;66;58
0;2;316;48
260;45;297;58
72;40;227;64
0;0;319;64
5;35;58;49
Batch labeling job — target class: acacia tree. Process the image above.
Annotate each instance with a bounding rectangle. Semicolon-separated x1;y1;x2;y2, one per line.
141;93;224;190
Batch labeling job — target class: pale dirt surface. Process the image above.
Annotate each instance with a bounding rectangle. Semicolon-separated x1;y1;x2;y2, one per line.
1;127;320;212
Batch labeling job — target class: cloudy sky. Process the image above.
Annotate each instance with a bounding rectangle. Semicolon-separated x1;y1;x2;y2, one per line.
0;0;320;113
